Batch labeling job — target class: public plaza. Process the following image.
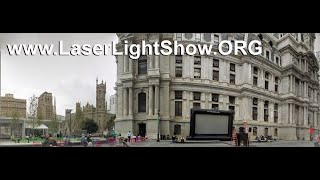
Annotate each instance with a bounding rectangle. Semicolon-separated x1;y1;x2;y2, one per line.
0;138;318;147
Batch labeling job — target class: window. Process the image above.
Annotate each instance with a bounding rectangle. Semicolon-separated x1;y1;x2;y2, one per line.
275;76;279;93
253;77;258;86
175;67;182;77
276;57;279;65
175;91;182;99
175;101;182;116
274;103;278;123
138;56;147;75
252;107;258;120
194;56;201;65
194;68;201;78
264;100;269;109
253;127;258;136
204;33;211;42
175;55;182;64
230;63;235;72
295;79;300;95
213;35;219;45
230;74;235;84
174;124;181;135
265;81;269;90
264;128;268;136
265;72;269;90
193;103;201;109
265;72;269;79
213;70;219;81
138;93;146;112
229;105;235;112
176;33;182;41
266;50;270;60
264;101;269;122
212;104;219;110
195;33;201;42
229;96;235;104
212;94;219;102
230;40;235;50
253;98;258;121
274;128;278;136
253;67;258;75
213;59;219;67
193;92;201;101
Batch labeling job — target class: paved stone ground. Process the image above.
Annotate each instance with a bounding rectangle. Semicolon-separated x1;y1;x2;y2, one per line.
75;139;318;147
0;139;318;147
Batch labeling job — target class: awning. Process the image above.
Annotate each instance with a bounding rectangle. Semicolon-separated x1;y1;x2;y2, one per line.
35;124;49;129
26;124;49;129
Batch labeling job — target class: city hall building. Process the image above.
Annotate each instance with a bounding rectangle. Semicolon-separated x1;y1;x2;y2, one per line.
114;33;319;140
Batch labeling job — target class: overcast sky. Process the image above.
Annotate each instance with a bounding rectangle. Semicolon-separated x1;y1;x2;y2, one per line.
0;33;319;116
315;33;320;52
0;33;118;116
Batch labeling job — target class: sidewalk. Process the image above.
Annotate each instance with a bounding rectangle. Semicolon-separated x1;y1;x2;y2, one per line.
0;140;42;146
0;138;107;146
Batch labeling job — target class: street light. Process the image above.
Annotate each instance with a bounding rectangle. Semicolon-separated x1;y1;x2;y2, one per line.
157;111;160;142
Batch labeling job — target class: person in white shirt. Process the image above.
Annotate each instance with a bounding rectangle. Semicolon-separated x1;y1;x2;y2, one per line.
127;131;131;143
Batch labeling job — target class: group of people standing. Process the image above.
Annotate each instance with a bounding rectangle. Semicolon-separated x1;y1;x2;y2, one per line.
126;131;147;143
42;133;58;147
80;134;93;147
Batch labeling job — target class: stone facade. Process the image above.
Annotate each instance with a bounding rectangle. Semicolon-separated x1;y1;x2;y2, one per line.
75;79;113;132
37;92;55;120
109;94;116;115
0;94;27;118
114;33;320;140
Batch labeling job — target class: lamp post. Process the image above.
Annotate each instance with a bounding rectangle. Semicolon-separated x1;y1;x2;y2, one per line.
157;111;160;142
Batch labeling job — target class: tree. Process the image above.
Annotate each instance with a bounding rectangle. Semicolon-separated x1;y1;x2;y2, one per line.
106;115;116;131
73;105;84;130
27;95;38;140
81;119;98;134
10;111;20;138
49;114;58;134
36;110;44;126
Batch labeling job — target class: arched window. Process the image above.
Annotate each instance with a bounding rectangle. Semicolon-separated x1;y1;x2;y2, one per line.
138;93;146;112
174;124;181;135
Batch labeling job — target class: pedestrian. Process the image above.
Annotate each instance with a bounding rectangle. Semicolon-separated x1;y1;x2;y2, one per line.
63;135;69;147
26;135;30;143
87;134;93;147
81;134;88;147
127;131;131;143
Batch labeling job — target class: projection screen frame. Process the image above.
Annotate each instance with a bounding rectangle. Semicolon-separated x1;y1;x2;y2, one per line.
187;109;234;141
